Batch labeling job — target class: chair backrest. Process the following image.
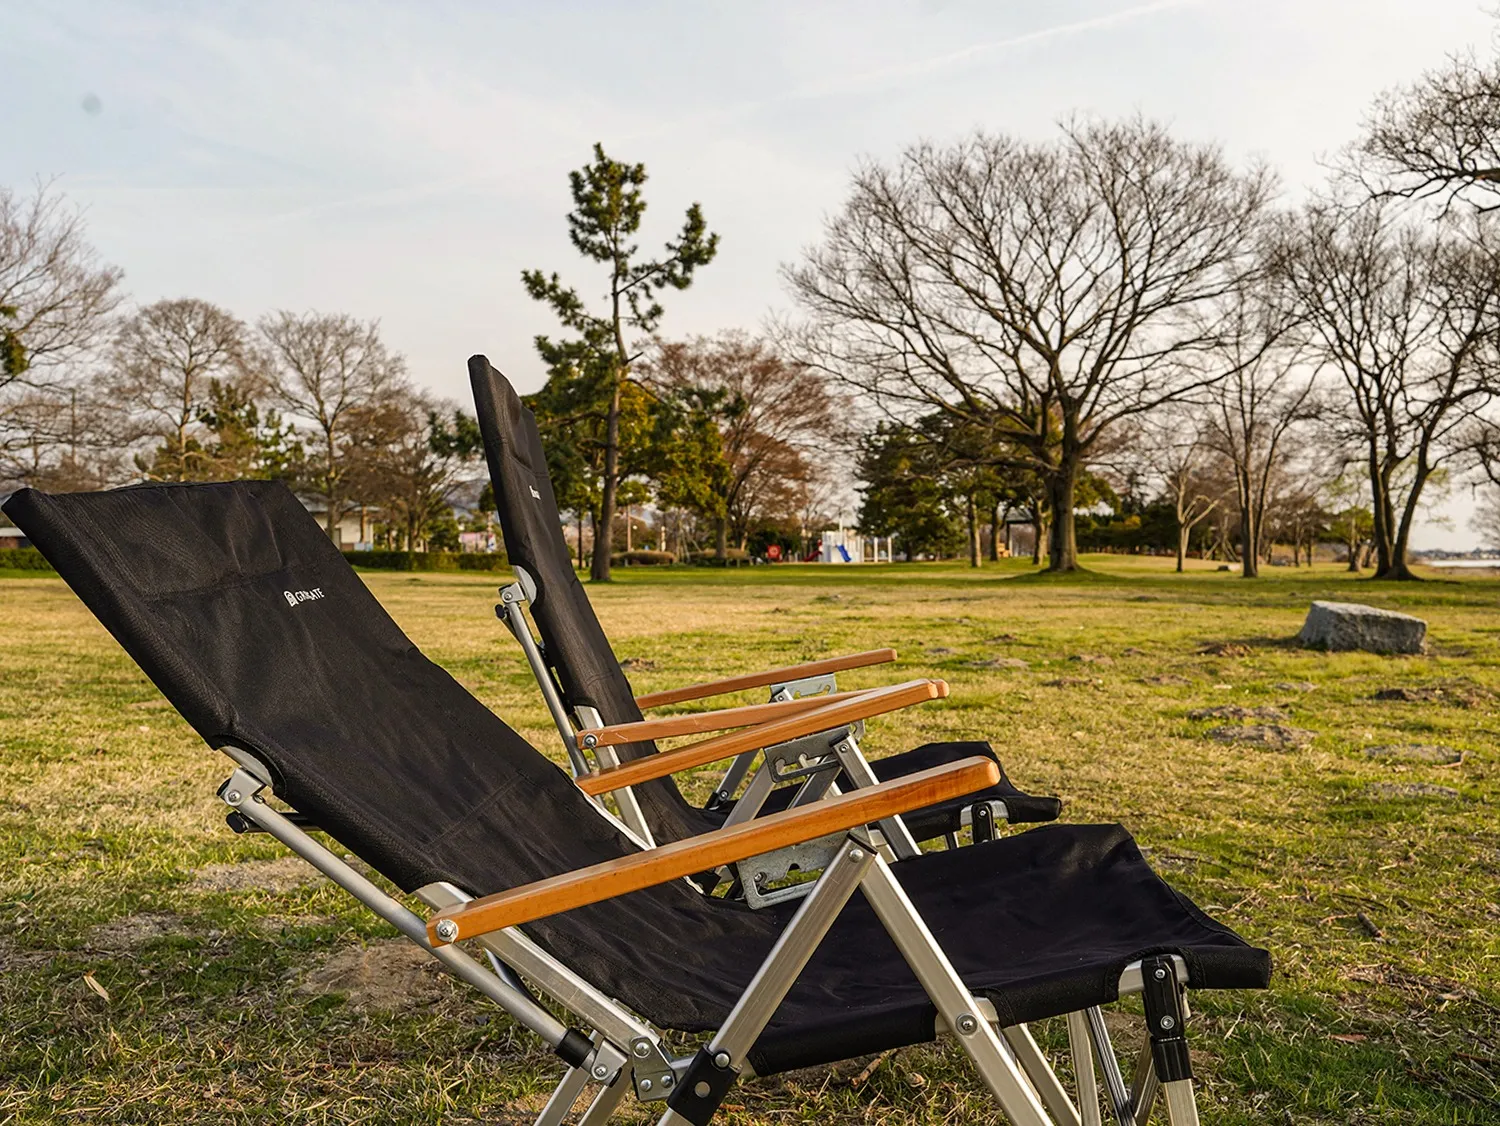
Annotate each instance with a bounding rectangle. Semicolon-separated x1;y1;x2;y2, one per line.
5;478;777;1031
469;355;716;841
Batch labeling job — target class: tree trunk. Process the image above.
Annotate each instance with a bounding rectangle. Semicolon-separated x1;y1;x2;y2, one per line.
592;380;622;581
1379;466;1428;581
1239;501;1259;578
966;493;980;568
1176;524;1189;573
715;518;729;561
1045;466;1080;572
988;501;1001;562
624;504;632;553
324;431;339;542
1367;443;1396;578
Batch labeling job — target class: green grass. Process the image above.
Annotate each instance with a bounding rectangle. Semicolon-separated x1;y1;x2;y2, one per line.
1;555;1496;1123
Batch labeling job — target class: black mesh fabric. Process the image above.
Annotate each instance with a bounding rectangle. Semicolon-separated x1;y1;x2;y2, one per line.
3;481;1269;1077
468;355;1061;843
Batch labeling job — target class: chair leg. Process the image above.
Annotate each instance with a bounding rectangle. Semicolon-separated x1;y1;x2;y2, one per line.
857;857;1053;1126
1140;956;1198;1126
534;1063;591;1126
576;1075;631;1125
1066;1010;1103;1126
1004;1023;1080;1126
658;836;877;1125
1160;1081;1199;1126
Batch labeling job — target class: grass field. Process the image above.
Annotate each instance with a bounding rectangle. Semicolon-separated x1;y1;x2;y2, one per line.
0;554;1496;1124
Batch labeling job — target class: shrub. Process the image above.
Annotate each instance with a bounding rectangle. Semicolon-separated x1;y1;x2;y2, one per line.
0;547;54;572
611;549;677;566
342;550;508;572
684;548;750;566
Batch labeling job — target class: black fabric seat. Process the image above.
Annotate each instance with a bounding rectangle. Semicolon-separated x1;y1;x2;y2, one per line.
468;355;1063;842
4;481;1267;1078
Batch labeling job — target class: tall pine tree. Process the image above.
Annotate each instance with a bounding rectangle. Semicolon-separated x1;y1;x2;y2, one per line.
523;143;718;580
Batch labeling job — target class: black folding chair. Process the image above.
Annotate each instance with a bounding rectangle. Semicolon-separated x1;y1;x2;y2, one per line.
469;355;1061;867
5;479;1269;1126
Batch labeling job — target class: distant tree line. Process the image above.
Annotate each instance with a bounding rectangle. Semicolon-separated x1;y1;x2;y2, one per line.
12;28;1500;582
785;34;1500;580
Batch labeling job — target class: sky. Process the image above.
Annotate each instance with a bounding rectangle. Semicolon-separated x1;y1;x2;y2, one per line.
4;0;1496;548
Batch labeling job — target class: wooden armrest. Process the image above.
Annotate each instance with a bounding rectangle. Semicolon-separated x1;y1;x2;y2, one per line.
427;755;999;944
576;679;948;796
579;690;867;748
633;648;898;709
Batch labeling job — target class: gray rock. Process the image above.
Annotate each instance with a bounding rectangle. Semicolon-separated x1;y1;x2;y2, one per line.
1363;744;1464;765
1297;601;1427;654
1363;782;1461;801
1189;705;1289;721
1205;724;1315;750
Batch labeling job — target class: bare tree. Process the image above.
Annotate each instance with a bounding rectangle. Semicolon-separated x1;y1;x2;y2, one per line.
1143;418;1225;573
342;389;480;550
104;299;251;480
0;182;123;387
1356;48;1500;213
0;183;123;482
784;118;1274;571
643;332;835;557
1471;489;1500;550
1199;285;1318;577
1278;201;1500;579
259;312;406;541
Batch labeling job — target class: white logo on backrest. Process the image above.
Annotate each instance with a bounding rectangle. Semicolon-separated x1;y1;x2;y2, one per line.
529;485;542;499
283;588;325;607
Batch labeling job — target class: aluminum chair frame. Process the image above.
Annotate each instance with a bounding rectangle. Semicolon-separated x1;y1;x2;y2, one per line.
218;743;1204;1126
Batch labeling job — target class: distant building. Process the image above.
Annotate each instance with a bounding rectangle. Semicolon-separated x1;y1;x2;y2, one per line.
0;527;29;549
296;498;374;550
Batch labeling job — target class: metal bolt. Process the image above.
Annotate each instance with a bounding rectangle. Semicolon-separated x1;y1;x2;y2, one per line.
225;790;241;804
694;1081;711;1098
592;1065;609;1080
1159;1015;1176;1031
955;1014;978;1035
712;1051;730;1069
661;1074;673;1088
583;734;598;748
632;1041;652;1058
639;1078;653;1093
848;848;865;863
1154;966;1168;980
434;919;459;942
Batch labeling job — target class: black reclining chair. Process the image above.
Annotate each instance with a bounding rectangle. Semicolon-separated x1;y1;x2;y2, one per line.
469;355;1061;861
4;479;1270;1126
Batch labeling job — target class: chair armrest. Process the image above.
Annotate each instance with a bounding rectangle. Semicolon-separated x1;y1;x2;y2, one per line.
576;679;948;796
427;755;999;944
579;690;867;748
633;648;898;709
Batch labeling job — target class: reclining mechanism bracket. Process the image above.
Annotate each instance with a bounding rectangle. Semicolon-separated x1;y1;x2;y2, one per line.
735;830;850;910
705;672;838;810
